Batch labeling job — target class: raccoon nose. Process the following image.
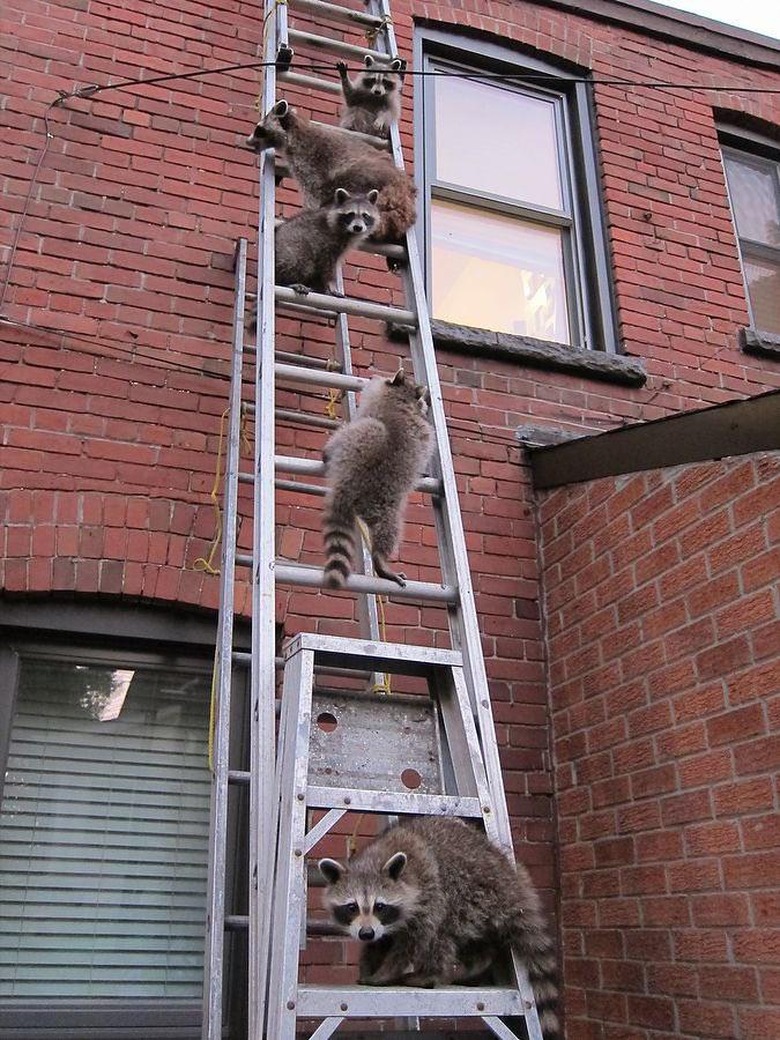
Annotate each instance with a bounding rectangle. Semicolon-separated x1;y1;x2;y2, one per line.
358;926;376;942
349;222;365;234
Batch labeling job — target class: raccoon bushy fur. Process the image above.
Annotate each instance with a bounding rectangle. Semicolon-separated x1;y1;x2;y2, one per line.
245;100;417;243
321;369;433;589
337;55;404;139
319;816;559;1039
276;187;379;295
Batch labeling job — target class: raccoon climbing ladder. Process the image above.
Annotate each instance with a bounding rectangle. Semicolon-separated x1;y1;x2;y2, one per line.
201;0;548;1038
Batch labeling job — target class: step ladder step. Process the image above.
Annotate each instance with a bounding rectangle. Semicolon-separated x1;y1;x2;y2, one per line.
296;984;528;1019
285;632;463;673
275;286;416;326
307;785;484;817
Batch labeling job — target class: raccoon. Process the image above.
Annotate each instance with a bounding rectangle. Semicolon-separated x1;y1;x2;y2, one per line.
337;55;405;139
321;369;433;589
318;816;559;1039
245;100;417;243
276;187;379;295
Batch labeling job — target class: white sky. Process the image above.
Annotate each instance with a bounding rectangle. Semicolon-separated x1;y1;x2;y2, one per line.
650;0;779;41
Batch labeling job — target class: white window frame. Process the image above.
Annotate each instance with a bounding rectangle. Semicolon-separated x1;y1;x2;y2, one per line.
720;130;780;336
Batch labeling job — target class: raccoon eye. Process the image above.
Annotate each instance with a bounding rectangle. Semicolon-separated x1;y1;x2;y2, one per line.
374;900;387;912
346;901;359;914
383;79;395;90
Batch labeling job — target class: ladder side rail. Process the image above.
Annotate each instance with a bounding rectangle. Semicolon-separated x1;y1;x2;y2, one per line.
366;0;515;853
266;646;316;1040
331;262;388;683
250;5;282;1036
202;239;249;1040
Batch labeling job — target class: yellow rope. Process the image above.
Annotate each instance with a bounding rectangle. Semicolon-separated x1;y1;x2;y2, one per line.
198;404;250;767
193;407;230;576
365;15;392;46
356;517;392;696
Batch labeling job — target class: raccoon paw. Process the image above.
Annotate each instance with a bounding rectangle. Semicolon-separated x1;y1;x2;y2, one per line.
289;283;311;296
328;287;345;298
401;971;437;988
336;60;348;77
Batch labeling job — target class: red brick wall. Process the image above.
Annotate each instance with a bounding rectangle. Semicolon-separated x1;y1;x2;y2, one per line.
537;451;780;1040
2;0;780;1029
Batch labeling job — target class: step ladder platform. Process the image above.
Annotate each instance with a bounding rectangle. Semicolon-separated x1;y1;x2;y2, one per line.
285;632;463;675
296;984;527;1018
307;785;483;817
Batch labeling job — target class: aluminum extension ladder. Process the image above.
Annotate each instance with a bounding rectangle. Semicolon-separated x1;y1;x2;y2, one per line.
201;1;547;1038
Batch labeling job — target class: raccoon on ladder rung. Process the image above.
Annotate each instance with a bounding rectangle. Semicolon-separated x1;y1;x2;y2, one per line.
201;0;555;1038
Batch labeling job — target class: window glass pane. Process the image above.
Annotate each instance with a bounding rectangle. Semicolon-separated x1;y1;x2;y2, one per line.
744;254;780;334
724;153;780;247
0;658;211;999
431;198;570;343
433;75;563;210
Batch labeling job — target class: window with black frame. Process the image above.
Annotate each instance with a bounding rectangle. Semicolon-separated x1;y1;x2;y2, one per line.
419;38;616;353
721;141;780;336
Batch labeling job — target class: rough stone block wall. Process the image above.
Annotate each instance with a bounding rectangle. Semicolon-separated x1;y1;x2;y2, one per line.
538;452;780;1040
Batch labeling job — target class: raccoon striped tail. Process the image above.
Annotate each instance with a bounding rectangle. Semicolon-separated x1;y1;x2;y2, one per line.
376;178;418;242
511;866;560;1039
526;949;559;1040
322;499;356;589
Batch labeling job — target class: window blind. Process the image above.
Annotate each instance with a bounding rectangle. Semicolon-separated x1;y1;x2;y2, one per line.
0;659;212;999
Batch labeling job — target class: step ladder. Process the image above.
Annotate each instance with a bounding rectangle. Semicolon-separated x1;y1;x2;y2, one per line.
201;0;548;1037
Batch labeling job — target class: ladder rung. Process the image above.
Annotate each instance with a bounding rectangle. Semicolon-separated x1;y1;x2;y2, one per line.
291;0;386;31
276;409;340;429
233;648;373;681
307;786;484;818
274;561;457;602
296;984;527;1018
228;769;250;785
275;286;416;326
275;362;366;393
279;69;341;96
275;454;441;496
289;27;388;64
308;118;392;151
225;915;248;931
276;350;339;371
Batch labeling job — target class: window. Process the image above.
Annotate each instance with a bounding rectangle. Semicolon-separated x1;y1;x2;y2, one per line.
722;142;780;335
0;603;249;1039
418;33;616;352
0;655;211;1001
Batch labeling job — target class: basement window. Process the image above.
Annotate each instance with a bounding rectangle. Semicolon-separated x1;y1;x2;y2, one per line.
417;30;617;353
721;141;780;336
0;636;221;1036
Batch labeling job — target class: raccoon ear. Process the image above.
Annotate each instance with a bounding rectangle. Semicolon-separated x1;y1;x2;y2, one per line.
382;852;407;881
389;58;404;71
334;187;350;204
274;99;291;127
318;858;346;884
389;368;406;386
363;54;375;68
367;189;379;204
417;385;431;406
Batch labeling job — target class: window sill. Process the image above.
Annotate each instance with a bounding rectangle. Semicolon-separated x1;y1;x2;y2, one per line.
389;319;647;387
740;327;780;360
